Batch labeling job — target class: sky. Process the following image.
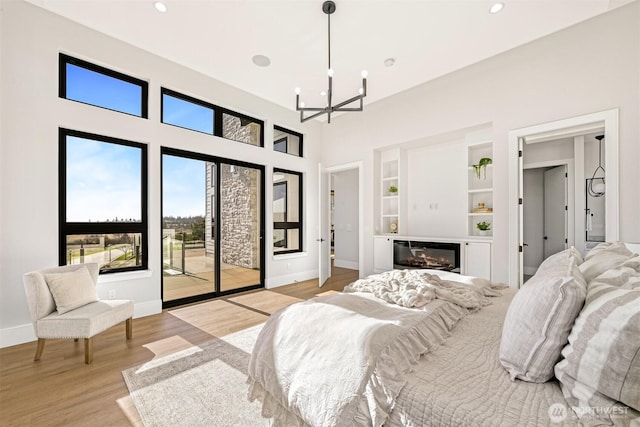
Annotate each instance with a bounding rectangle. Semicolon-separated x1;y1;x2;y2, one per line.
65;63;207;220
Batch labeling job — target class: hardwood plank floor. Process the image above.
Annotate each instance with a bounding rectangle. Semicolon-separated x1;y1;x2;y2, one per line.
0;266;357;427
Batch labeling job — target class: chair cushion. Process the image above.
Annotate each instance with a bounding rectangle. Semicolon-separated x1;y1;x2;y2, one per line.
499;255;587;382
36;300;134;339
44;266;98;314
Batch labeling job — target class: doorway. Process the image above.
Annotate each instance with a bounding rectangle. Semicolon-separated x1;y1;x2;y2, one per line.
331;169;360;271
523;164;568;281
508;108;619;288
320;162;364;286
161;147;264;307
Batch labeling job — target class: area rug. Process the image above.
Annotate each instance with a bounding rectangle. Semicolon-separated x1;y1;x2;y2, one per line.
122;324;269;427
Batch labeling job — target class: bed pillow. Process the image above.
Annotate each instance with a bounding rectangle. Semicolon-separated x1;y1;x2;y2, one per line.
554;277;640;423
44;266;98;314
536;246;583;274
499;256;586;383
579;242;636;283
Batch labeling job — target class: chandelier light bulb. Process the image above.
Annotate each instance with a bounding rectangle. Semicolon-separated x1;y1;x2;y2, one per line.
359;88;363;95
327;68;334;77
320;91;327;96
295;87;301;95
361;70;368;78
300;102;305;108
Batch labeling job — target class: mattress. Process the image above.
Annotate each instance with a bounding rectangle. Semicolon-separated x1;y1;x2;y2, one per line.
386;288;581;427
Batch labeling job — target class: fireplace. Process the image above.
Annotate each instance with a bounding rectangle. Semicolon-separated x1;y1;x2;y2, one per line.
393;240;461;273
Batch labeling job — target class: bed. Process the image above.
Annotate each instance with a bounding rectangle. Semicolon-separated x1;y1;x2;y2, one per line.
248;242;640;426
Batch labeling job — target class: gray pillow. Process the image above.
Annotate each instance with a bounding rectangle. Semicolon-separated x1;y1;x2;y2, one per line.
499;256;586;382
555;277;640;423
536;246;583;275
579;241;636;283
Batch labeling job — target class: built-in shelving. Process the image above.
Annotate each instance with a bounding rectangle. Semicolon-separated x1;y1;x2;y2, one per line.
380;150;400;234
468;142;493;237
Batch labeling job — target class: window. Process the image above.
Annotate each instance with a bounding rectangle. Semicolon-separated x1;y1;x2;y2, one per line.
59;53;148;118
161;88;264;146
273;169;302;254
222;112;263;147
161;89;214;134
59;129;147;273
274;126;303;157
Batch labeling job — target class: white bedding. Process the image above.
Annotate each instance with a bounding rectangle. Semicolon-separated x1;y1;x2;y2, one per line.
247;292;469;427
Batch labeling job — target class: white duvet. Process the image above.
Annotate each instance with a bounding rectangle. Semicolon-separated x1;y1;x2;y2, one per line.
343;269;497;310
247;292;469;427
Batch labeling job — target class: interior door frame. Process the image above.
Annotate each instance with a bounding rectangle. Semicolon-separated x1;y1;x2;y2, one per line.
323;161;364;280
508;108;619;288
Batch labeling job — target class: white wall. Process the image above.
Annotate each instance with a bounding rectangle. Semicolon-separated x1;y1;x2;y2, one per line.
406;141;467;238
332;169;359;269
0;1;323;347
320;2;640;284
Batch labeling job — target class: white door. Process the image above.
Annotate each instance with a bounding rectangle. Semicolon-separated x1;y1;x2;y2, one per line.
318;163;331;287
544;165;568;258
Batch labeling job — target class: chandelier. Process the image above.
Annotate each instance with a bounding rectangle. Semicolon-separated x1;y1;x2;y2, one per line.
295;1;367;123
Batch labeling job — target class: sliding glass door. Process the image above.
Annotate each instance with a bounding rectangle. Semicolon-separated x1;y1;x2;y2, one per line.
162;148;264;307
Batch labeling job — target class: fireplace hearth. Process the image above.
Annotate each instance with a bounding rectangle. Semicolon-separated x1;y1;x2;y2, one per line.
393;240;461;273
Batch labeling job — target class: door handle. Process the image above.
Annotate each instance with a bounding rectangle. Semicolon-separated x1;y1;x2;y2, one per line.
317;238;325;242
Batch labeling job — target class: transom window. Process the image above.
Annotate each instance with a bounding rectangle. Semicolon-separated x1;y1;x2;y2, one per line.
59;128;148;273
59;53;148;118
161;88;264;147
274;126;303;157
273;169;302;254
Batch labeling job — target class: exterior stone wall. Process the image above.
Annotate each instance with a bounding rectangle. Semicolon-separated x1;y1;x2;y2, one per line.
205;161;260;269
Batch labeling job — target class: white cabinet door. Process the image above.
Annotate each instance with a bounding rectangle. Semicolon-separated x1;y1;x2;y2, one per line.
464;242;491;280
374;236;394;273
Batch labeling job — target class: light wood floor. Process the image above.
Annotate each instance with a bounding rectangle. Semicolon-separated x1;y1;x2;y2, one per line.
0;266;358;427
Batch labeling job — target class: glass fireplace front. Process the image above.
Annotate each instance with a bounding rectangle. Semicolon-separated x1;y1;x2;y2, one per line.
393;240;461;273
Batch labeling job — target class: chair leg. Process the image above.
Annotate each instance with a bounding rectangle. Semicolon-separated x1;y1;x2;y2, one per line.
84;338;93;364
126;317;132;340
34;338;45;361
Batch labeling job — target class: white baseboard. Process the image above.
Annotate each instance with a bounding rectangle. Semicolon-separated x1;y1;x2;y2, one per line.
266;269;317;289
524;266;538;276
0;300;163;349
0;323;36;348
334;259;359;270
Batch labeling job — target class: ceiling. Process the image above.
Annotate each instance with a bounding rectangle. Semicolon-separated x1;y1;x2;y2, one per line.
26;0;631;118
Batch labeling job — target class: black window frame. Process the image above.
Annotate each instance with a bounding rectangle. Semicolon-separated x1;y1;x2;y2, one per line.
59;128;148;274
273;168;303;254
59;53;148;118
274;125;303;157
161;87;264;147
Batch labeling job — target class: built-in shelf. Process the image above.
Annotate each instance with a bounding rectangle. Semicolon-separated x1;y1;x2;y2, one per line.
468;141;493;238
380;151;401;234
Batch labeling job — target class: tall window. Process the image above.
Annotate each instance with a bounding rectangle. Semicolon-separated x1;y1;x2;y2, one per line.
59;129;148;273
274;126;303;157
161;87;264;147
273;169;302;254
59;53;148;118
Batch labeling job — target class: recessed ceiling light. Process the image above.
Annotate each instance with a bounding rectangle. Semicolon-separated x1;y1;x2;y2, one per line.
489;2;504;14
153;1;167;13
252;54;271;67
384;58;395;67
